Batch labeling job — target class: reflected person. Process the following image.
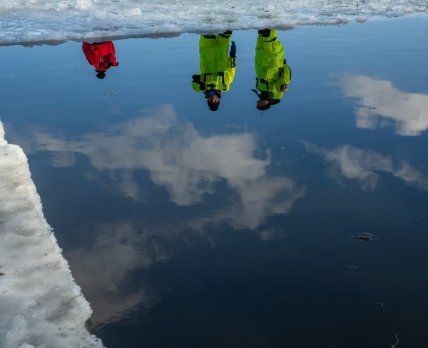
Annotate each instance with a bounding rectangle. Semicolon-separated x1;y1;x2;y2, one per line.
82;41;119;79
191;31;236;111
253;29;291;110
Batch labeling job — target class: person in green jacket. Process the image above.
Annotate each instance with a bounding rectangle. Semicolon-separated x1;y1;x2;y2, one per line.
192;31;237;111
253;29;291;111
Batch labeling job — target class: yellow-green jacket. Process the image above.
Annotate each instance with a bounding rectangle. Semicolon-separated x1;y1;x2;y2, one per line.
192;35;236;92
255;29;291;100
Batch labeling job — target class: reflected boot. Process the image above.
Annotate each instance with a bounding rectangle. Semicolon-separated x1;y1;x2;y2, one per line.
203;34;217;39
258;29;271;37
258;28;277;41
220;30;232;38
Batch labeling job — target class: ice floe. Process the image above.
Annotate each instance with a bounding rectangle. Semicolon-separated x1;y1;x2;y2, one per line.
0;121;103;348
0;0;427;45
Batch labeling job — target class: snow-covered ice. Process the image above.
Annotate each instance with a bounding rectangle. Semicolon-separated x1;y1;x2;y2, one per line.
0;121;103;348
0;0;427;45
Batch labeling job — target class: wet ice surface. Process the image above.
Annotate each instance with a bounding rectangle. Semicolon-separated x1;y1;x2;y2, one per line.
0;0;427;44
0;123;103;348
1;14;428;348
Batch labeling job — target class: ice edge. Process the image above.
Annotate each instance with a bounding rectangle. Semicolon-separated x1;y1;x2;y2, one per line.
0;120;104;348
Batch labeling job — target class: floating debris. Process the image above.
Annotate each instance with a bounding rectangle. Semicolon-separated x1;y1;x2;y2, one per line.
352;232;377;241
391;334;399;348
352;235;370;241
103;91;118;95
376;302;385;310
346;265;360;270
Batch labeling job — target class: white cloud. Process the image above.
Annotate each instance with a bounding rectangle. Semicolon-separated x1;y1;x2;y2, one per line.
10;106;306;327
306;143;428;191
2;111;306;332
30;104;305;229
343;75;428;136
66;223;166;328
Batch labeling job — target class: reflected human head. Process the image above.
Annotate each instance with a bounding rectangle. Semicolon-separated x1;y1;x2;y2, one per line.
96;70;106;79
206;91;221;111
254;90;281;111
208;93;219;105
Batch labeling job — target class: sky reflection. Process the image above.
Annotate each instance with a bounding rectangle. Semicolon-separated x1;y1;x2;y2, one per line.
306;143;428;191
39;104;308;328
27;104;305;230
343;75;428;136
66;222;163;328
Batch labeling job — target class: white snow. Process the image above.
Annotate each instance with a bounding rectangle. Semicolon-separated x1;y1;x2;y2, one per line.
0;121;103;348
0;0;427;45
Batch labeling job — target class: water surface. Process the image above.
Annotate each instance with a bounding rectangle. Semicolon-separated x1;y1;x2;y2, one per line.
1;15;428;348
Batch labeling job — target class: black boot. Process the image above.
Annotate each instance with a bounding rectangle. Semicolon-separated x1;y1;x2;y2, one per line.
258;29;271;37
220;30;232;38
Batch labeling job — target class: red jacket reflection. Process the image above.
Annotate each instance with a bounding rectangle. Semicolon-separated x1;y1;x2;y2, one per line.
82;41;119;72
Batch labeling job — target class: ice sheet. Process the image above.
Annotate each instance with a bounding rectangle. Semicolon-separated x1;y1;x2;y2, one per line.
0;121;103;348
0;0;427;45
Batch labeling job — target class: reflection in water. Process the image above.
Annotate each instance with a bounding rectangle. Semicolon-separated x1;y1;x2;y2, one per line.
26;104;304;228
82;41;119;79
306;143;428;191
27;105;306;327
343;75;428;136
191;32;236;111
253;29;291;111
66;223;164;328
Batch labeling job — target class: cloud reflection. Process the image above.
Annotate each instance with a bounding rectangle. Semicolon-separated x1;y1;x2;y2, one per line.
343;75;428;136
307;143;428;190
32;104;304;229
66;223;166;328
27;105;306;327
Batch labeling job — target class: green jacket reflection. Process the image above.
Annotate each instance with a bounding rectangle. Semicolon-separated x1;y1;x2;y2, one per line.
192;34;236;92
255;29;291;100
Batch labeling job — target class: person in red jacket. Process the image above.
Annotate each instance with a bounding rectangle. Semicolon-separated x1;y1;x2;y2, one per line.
82;41;119;79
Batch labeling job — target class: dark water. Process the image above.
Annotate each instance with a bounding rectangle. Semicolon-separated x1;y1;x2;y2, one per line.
1;15;428;348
